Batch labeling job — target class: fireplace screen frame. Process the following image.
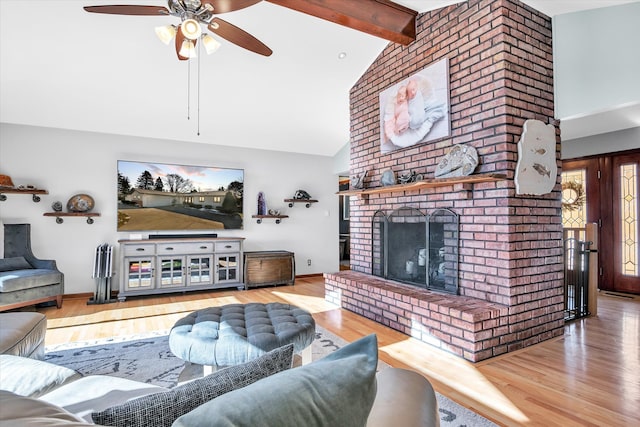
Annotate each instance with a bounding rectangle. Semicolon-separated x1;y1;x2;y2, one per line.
371;207;459;294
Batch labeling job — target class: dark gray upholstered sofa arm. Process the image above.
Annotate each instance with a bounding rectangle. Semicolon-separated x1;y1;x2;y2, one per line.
25;258;58;271
0;257;56;271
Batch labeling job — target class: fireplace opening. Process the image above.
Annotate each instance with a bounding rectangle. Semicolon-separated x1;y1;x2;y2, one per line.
372;207;458;294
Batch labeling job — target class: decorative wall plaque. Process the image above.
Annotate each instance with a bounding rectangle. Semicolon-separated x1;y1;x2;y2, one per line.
514;119;557;195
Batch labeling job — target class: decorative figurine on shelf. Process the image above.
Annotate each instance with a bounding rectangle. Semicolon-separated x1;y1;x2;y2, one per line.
294;190;312;200
435;144;478;178
380;169;396;186
257;191;267;215
67;194;95;212
0;175;15;189
268;209;281;216
350;170;368;190
51;201;63;212
398;170;424;184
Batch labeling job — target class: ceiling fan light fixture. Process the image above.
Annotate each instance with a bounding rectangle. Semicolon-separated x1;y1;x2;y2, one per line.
202;34;221;54
179;39;197;58
154;24;177;45
181;19;202;40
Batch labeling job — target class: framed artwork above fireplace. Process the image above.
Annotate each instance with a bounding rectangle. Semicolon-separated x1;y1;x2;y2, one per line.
379;57;451;154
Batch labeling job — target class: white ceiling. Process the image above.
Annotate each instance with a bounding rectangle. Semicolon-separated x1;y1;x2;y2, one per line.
0;0;637;157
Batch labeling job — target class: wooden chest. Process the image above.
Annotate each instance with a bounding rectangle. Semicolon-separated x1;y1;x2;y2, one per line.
243;251;295;289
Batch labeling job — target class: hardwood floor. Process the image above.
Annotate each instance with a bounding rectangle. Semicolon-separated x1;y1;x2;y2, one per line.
37;276;639;426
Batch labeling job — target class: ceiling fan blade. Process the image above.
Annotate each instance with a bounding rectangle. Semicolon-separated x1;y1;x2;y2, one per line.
202;0;262;14
83;5;170;16
265;0;416;45
208;18;272;57
175;27;189;61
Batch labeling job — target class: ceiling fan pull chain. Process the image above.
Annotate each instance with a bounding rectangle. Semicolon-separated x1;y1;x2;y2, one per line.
187;59;191;121
197;41;201;136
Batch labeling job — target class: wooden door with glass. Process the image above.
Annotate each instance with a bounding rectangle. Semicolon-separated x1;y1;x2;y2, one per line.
563;149;639;294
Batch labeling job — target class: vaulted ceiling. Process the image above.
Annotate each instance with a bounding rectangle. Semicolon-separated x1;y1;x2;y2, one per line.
0;1;636;156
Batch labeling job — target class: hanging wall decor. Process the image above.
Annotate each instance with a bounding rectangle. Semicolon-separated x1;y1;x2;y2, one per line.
379;58;451;154
514;119;557;195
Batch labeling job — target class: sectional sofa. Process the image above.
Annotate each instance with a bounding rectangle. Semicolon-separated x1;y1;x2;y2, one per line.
0;335;440;426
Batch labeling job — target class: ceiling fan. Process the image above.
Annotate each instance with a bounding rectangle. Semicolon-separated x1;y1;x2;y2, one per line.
84;0;272;60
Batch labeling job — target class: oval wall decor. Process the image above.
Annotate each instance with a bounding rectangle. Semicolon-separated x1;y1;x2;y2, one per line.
67;194;95;212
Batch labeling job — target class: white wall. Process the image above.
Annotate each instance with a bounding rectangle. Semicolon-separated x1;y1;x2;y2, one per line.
562;126;640;159
0;124;340;295
553;2;640;119
332;141;350;175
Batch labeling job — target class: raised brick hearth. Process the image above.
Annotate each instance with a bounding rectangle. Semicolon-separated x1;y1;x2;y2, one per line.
326;0;565;362
325;271;510;361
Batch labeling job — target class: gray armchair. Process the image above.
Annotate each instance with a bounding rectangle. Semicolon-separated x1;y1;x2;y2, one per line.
0;224;63;311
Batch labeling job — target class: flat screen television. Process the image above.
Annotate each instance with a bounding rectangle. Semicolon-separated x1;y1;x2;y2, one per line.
117;160;244;231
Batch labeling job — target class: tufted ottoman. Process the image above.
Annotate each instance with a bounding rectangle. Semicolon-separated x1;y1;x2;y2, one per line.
169;302;315;374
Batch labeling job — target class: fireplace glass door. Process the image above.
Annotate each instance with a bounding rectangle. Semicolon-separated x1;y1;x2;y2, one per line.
372;207;458;294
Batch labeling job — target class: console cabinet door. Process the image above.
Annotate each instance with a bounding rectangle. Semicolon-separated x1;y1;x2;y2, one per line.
187;255;214;286
215;253;240;285
124;257;155;291
157;256;186;288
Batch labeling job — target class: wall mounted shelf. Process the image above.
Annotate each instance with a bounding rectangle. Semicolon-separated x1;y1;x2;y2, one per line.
44;212;101;224
252;214;289;224
284;198;318;208
336;173;507;199
0;188;48;202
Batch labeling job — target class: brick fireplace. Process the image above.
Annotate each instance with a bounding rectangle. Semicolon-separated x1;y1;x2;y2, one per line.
325;0;565;362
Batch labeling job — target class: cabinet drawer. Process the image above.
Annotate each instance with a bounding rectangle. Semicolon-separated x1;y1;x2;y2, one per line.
122;244;156;256
215;241;240;252
157;242;213;255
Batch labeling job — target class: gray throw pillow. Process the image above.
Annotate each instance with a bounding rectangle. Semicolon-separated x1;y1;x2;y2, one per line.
91;343;294;427
172;334;379;427
0;256;32;272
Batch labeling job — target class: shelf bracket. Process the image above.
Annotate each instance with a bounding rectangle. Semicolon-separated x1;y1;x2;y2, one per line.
285;199;317;208
0;193;42;202
44;212;100;224
455;183;474;199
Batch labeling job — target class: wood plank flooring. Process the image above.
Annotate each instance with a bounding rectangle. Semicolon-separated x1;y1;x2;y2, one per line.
37;276;639;426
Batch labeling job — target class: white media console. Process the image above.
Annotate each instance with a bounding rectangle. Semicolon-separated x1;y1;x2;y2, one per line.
118;237;244;301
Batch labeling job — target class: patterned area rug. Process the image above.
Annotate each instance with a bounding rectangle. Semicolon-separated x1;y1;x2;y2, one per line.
45;328;496;427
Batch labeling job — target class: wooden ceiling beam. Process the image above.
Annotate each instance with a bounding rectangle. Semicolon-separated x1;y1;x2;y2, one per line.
265;0;417;45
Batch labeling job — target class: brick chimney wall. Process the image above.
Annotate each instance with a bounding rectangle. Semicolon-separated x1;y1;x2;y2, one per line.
325;0;565;361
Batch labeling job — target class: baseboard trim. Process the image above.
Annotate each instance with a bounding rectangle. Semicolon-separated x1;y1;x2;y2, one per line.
62;292;95;301
60;277;325;301
295;273;324;279
600;291;639;301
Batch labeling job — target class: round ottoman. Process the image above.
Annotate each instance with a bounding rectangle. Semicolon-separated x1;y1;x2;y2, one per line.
169;302;315;371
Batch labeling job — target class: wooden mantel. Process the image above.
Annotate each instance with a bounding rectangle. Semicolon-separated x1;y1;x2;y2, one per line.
337;173;507;198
